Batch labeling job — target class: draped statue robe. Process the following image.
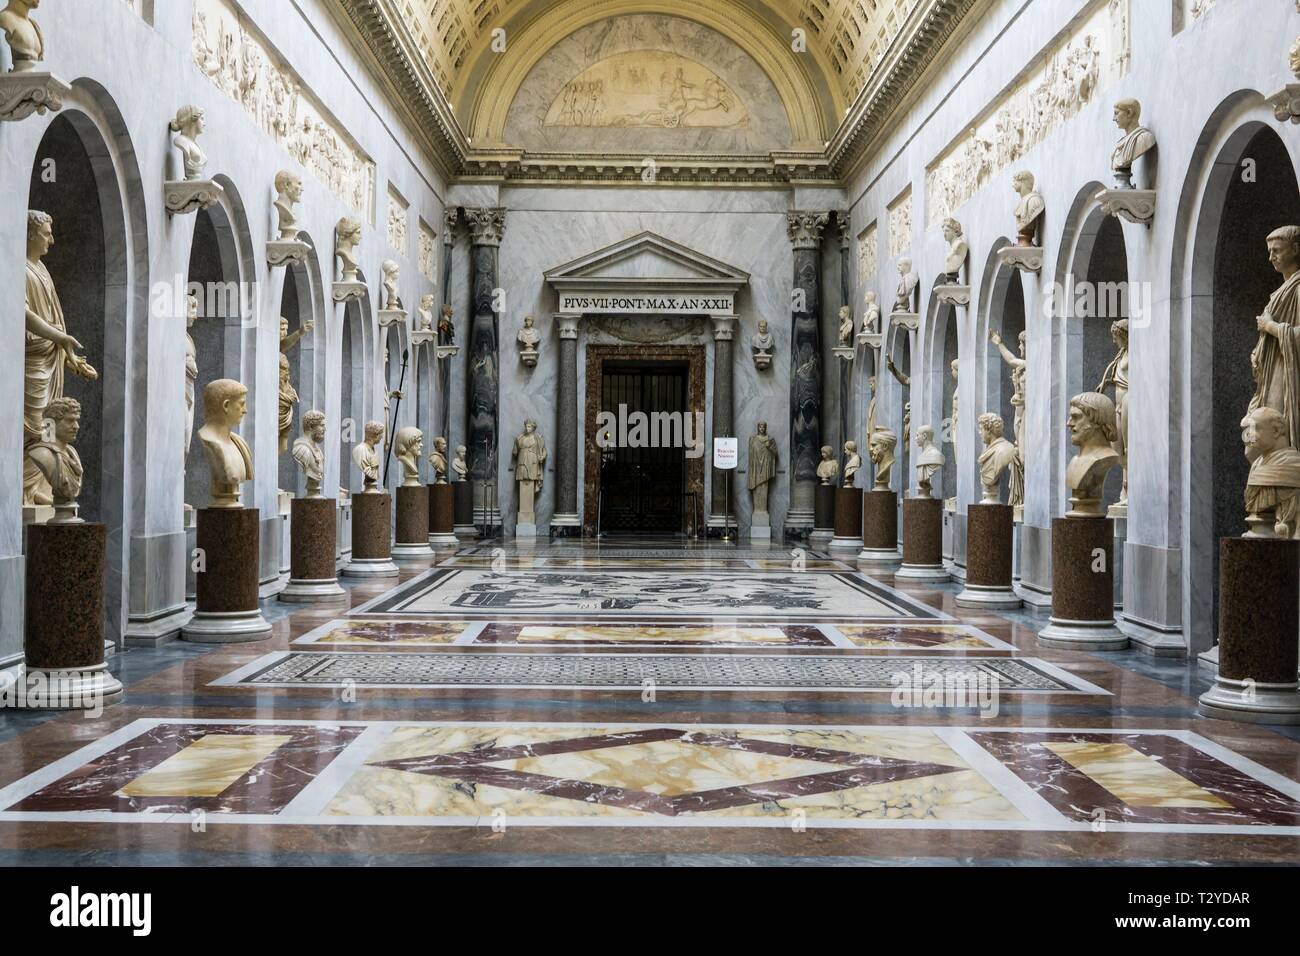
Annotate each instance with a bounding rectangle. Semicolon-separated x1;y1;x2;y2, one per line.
25;259;73;505
1250;270;1300;451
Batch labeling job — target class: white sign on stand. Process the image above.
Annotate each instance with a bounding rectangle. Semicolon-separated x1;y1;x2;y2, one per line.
713;437;738;470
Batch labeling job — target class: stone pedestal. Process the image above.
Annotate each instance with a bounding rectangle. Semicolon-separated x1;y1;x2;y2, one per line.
811;483;836;547
858;490;901;569
1198;537;1300;724
343;492;398;577
896;497;948;582
453;480;477;539
428;483;458;547
393;485;433;560
20;522;123;708
830;487;863;551
1038;516;1128;650
281;498;345;603
184;508;272;643
955;504;1020;609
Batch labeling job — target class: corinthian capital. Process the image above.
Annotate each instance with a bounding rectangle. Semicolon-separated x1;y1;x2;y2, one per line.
463;207;506;246
443;206;459;244
787;211;830;250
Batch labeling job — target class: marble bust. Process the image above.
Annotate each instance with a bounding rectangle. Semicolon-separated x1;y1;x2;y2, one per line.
941;219;969;282
185;292;198;465
816;445;839;485
428;436;449;483
417;294;435;332
751;319;775;369
843;441;861;487
453;444;468;481
1065;391;1120;517
518;314;540;366
1242;407;1300;538
199;379;254;508
394;426;423;487
747;422;777;514
274;170;303;241
0;0;44;71
869;429;897;491
977;413;1018;504
336;218;362;282
893;258;919;313
915;426;945;498
1110;98;1156;189
861;291;880;334
1012;171;1045;247
1250;225;1300;451
381;259;403;311
292;410;326;498
837;307;854;347
353;421;384;493
169;106;209;181
27;397;83;523
439;304;456;346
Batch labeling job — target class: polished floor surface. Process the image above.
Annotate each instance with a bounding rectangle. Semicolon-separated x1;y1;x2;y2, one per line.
2;539;1299;865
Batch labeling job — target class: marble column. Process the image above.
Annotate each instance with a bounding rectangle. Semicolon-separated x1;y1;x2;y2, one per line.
463;207;506;528
441;206;458;442
709;315;738;530
553;314;581;532
786;211;830;537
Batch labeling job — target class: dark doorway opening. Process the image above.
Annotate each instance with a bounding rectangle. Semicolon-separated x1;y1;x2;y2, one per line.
599;362;688;534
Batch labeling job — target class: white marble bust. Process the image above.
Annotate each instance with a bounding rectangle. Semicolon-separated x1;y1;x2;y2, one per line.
27;397;83;522
169;106;208;181
816;445;839;485
1242;407;1300;538
382;259;403;311
893;258;919;313
353;421;383;493
838;307;854;347
1065;392;1120;517
453;444;468;481
417;294;435;332
336;218;362;282
940;219;968;282
0;0;44;71
292;410;326;498
1110;98;1156;189
861;291;880;334
915;425;945;498
977;413;1018;504
394;426;423;487
843;441;861;486
518;314;540;366
274;170;303;241
1012;171;1045;247
199;379;254;508
751;319;775;368
869;429;897;491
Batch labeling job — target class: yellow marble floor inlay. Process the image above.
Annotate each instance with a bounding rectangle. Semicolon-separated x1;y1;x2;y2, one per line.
516;625;792;644
838;626;992;649
1044;742;1234;809
118;734;290;798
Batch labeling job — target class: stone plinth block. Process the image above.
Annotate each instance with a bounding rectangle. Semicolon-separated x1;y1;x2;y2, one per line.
22;521;123;708
897;497;948;582
830;487;863;550
955;504;1020;609
428;483;457;547
1038;516;1127;650
281;498;345;603
393;485;432;561
454;480;477;538
164;179;224;216
343;492;398;578
859;490;901;568
184;508;271;643
1199;537;1300;724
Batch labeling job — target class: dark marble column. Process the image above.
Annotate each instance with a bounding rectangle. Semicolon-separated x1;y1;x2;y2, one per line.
786;211;829;536
837;212;853;454
462;207;506;527
553;314;581;533
709;315;737;530
440;207;458;442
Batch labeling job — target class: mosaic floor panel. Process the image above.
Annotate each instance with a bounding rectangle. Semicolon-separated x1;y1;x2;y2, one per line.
3;719;1296;834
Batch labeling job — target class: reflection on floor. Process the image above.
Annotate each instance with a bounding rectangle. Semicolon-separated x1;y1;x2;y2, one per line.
1;539;1299;864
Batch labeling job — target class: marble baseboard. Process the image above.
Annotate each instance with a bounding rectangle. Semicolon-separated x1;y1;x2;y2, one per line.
1123;540;1182;634
1198;644;1220;676
0;653;22;688
123;603;193;648
1018;524;1051;606
125;531;188;645
0;555;23;665
259;516;285;598
1117;614;1187;658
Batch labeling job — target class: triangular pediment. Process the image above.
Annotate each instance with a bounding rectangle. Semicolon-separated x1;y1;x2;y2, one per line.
545;232;749;292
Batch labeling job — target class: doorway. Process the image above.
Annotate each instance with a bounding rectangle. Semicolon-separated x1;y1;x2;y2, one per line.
599;362;688;534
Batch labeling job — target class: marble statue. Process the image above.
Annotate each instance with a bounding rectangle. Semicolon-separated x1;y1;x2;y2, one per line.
747;422;777;515
869;429;897;491
1065;391;1120;517
866;375;878;440
816;446;839;485
941;218;969;282
838;306;854;347
24;211;97;507
417;294;435;332
1012;171;1045;247
915;426;945;498
27;397;83;523
199;379;254;509
885;356;911;446
169;106;209;181
428;436;448;483
1096;319;1129;511
1291;35;1300;81
1110;98;1156;189
184;292;199;462
274;170;303;240
1250;225;1300;450
893;257;919;313
1242;407;1300;538
394;426;423;487
279;317;312;454
950;358;960;471
336;217;362;282
751;319;775;369
513;420;547;521
977;413;1018;504
843;441;861;487
0;0;43;71
382;259;403;312
292;410;326;498
518;314;540;367
903;402;912;449
861;291;880;334
452;444;468;481
439;303;456;346
352;421;384;493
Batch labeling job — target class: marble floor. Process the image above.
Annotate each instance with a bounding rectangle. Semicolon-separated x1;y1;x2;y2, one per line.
1;538;1299;865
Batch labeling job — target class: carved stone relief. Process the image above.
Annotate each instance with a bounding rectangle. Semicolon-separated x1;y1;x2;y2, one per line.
889;190;912;259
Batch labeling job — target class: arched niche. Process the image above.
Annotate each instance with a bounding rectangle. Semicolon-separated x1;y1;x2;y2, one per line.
340;282;374;494
885;321;912;497
416;345;434;481
976;240;1026;504
1180;112;1300;654
922;283;958;502
382;322;410;492
276;234;325;494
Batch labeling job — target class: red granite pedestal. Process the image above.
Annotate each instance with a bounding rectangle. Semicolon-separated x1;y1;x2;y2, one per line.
1037;515;1128;650
858;489;900;568
343;491;398;577
955;503;1020;609
183;507;272;643
428;483;458;547
281;497;346;603
896;497;948;582
830;486;863;551
393;484;432;561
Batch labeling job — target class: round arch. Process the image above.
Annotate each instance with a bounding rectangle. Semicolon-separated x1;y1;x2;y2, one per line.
921;279;959;504
974;238;1025;506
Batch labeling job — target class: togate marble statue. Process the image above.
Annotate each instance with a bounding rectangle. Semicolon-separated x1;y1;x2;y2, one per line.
751;319;775;369
915;426;945;498
394;426;423;488
816;445;838;486
1250;225;1300;451
869;429;897;491
428;436;449;483
513;420;547;525
27;397;83;523
293;410;326;498
989;329;1027;507
977;413;1018;505
353;421;384;493
843;441;861;487
199;379;254;509
1065;391;1120;517
1110;98;1156;189
1096;318;1130;513
1242;407;1300;538
747;422;777;515
1012;171;1045;246
279;317;312;455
